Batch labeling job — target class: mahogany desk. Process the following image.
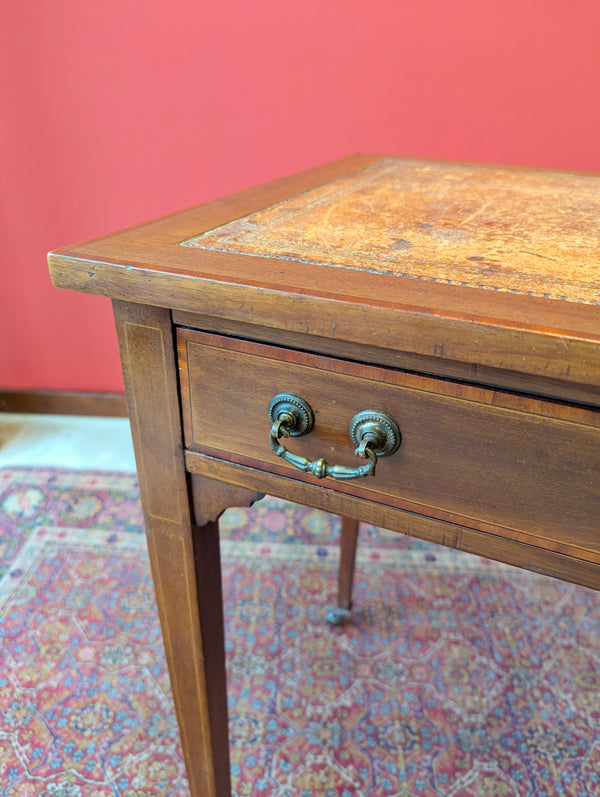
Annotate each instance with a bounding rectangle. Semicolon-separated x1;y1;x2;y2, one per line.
49;155;600;796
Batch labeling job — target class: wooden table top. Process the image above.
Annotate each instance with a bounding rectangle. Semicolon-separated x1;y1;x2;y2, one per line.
182;158;600;306
49;154;600;395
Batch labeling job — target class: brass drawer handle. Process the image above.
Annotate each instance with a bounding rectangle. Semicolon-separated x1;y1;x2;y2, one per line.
268;393;401;481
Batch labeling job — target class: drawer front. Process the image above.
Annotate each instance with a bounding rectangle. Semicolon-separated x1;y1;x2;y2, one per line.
178;329;600;558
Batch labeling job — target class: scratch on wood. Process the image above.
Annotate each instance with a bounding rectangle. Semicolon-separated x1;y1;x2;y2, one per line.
519;250;558;262
456;200;492;228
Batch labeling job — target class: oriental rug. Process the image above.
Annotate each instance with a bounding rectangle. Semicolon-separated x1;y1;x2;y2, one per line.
1;467;599;796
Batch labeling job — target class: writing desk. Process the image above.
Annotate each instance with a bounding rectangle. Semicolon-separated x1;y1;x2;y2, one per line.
49;155;600;796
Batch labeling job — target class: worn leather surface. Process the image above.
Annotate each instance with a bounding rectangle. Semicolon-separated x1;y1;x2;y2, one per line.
182;159;600;305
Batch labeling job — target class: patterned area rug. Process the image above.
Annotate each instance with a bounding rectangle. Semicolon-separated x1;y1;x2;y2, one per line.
1;467;599;796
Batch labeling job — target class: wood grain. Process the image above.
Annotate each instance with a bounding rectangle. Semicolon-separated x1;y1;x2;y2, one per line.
338;517;359;611
190;473;264;526
178;329;600;561
0;390;127;416
172;311;600;406
113;300;229;797
184;451;600;593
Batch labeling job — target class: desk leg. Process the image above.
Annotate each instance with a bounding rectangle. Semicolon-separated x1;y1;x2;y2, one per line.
113;300;230;797
192;519;230;795
338;517;359;611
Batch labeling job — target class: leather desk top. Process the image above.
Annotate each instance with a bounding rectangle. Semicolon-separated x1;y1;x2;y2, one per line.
182;158;600;306
49;154;600;396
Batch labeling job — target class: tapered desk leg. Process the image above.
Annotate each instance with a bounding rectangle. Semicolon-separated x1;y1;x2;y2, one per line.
113;300;230;797
193;519;230;795
338;517;359;611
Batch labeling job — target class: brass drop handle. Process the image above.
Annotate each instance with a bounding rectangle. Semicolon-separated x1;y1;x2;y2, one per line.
268;393;401;482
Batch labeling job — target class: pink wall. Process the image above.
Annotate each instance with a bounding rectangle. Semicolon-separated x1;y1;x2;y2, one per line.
2;1;599;393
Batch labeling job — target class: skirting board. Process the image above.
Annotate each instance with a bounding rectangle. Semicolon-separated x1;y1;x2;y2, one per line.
0;390;128;417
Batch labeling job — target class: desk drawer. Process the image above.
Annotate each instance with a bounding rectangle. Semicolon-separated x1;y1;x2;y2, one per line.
177;329;600;559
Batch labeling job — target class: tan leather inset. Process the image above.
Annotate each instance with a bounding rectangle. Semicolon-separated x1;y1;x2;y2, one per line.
182;159;600;304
